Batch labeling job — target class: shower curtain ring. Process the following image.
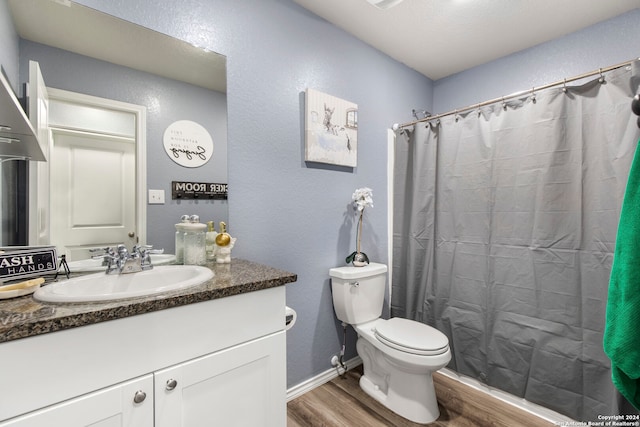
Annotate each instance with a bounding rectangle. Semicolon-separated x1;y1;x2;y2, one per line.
562;78;568;93
531;87;537;103
502;97;507;110
454;109;459;122
477;103;482;117
598;68;605;84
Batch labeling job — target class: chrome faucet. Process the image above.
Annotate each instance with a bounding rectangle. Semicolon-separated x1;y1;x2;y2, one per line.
92;244;164;275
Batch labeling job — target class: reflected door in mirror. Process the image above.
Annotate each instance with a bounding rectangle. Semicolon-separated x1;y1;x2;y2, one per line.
48;93;142;261
50;130;136;261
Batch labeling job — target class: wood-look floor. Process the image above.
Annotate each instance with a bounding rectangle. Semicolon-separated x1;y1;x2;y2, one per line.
287;366;556;427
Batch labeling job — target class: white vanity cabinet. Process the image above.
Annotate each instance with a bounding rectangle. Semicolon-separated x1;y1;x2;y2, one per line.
0;286;287;426
1;375;154;427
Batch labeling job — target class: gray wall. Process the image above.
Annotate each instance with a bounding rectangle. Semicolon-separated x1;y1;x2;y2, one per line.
433;9;640;113
74;0;433;388
17;41;228;253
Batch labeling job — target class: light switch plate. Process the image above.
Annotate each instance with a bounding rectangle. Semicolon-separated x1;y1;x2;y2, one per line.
148;189;165;204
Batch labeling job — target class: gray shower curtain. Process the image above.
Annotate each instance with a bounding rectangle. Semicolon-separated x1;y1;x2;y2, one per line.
392;61;640;421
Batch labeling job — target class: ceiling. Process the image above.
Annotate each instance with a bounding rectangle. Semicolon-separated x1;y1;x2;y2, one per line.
293;0;640;80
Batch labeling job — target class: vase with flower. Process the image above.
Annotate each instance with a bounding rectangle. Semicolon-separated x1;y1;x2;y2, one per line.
346;187;373;267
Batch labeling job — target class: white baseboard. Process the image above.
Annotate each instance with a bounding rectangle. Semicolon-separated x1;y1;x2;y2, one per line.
438;368;575;424
286;356;362;402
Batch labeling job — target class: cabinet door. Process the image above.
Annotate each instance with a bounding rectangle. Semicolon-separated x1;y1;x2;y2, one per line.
0;375;153;427
155;332;286;427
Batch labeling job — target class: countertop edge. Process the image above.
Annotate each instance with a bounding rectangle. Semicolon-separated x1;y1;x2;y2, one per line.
0;259;297;344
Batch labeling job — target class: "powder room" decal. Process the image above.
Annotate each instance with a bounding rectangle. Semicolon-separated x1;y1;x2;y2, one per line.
171;181;228;200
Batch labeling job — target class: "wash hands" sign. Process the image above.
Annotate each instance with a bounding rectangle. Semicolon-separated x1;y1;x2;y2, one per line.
0;247;57;280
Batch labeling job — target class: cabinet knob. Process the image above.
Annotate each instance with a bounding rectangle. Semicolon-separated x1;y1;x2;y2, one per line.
166;379;178;391
133;390;147;404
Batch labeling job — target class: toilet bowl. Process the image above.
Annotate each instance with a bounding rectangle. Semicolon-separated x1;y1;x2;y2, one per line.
330;263;451;424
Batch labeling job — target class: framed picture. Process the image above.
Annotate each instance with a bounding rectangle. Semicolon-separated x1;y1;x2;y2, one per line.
305;88;358;167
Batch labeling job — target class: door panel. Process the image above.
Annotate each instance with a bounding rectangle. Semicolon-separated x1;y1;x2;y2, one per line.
154;332;286;427
43;88;146;261
51;129;136;260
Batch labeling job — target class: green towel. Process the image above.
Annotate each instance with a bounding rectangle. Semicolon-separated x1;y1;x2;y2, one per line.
605;140;640;409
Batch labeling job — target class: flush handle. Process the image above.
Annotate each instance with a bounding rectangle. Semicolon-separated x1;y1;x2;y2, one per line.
166;379;178;391
350;281;359;287
133;390;146;404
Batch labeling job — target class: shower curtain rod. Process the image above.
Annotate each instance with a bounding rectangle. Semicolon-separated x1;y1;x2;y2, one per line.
393;57;639;131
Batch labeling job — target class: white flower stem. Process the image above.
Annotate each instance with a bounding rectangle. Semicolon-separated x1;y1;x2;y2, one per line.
357;211;363;253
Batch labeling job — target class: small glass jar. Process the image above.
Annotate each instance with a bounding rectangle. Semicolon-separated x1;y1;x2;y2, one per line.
174;214;190;264
183;215;207;266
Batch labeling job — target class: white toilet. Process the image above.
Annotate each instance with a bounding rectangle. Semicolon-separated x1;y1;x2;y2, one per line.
330;262;451;424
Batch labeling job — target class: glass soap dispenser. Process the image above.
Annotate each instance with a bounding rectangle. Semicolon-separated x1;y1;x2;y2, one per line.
206;221;217;261
175;214;190;264
183;215;207;266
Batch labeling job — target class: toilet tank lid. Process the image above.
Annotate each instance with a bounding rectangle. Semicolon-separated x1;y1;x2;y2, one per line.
329;262;387;279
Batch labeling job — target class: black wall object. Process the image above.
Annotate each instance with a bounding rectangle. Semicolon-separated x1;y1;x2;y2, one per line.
632;93;640;128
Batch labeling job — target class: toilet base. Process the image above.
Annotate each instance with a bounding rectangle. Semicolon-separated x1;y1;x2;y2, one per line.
359;371;440;424
356;333;443;424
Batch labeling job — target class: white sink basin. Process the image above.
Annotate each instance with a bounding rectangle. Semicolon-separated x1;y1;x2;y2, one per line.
66;254;177;272
34;265;213;303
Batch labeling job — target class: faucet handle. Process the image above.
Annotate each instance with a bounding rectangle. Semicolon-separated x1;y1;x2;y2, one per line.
90;247;114;258
116;244;129;258
89;247;109;254
132;244;148;253
136;245;163;270
135;245;164;255
130;245;141;258
146;247;165;255
90;247;117;268
90;247;119;273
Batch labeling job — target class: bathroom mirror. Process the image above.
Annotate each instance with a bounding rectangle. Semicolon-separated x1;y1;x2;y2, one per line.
1;0;228;258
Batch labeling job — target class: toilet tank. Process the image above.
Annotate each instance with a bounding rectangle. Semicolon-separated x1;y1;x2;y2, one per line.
329;262;388;325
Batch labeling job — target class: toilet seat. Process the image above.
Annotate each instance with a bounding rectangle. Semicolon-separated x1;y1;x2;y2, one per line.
374;318;449;356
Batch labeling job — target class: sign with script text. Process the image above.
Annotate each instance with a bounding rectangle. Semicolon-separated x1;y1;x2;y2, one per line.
172;181;228;200
163;120;214;168
0;247;57;280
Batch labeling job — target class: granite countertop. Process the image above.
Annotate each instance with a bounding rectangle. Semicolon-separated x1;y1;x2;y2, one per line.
0;258;297;344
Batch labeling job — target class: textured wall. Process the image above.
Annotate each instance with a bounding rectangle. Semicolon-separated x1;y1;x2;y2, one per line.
433;9;640;114
74;0;433;387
